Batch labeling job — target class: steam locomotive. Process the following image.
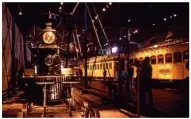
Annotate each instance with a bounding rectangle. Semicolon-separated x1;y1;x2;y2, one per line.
30;22;61;76
23;22;76;102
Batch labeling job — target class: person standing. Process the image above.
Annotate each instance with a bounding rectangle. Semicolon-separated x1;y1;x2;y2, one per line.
120;68;128;99
140;57;153;111
128;63;134;88
103;67;107;80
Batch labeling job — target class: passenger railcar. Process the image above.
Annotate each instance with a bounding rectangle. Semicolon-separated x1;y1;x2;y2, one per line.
129;39;189;83
81;39;189;86
82;53;128;79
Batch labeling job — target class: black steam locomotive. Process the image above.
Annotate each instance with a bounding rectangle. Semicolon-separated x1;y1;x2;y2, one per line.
24;22;77;103
30;22;66;76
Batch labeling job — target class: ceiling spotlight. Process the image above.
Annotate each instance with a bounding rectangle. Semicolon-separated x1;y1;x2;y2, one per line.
152;23;155;26
164;18;167;21
59;6;62;10
106;5;110;8
128;19;131;22
170;16;173;18
134;29;138;33
128;33;131;36
18;4;22;16
102;8;106;12
109;2;112;5
124;35;126;38
60;2;63;5
119;37;122;40
19;11;22;15
92;20;94;23
95;16;98;19
173;14;177;17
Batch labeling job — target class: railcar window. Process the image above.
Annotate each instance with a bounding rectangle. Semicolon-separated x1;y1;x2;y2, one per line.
106;63;108;69
165;53;172;63
94;64;96;70
97;64;99;70
183;50;189;61
90;65;92;70
151;56;156;64
109;63;112;69
103;64;105;68
100;64;102;69
158;55;164;64
174;52;182;63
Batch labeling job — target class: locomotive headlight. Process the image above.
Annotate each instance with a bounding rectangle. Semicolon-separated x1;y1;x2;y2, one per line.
43;31;55;44
45;54;54;66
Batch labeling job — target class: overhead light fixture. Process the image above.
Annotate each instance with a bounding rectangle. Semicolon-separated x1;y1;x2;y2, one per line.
95;15;99;19
60;2;63;5
124;35;126;38
102;8;106;12
170;16;173;18
119;37;122;40
128;19;131;22
152;23;155;26
164;18;167;21
109;2;112;5
59;6;62;10
173;14;177;17
18;4;22;16
106;5;109;8
112;46;118;53
19;11;22;15
92;20;94;23
134;29;138;33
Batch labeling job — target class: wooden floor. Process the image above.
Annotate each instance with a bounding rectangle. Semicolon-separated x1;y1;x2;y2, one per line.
2;88;128;118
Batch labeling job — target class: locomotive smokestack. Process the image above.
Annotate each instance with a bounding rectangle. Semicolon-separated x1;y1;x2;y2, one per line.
46;22;52;29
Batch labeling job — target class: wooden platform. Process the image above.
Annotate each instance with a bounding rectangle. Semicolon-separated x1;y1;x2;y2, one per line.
2;88;129;118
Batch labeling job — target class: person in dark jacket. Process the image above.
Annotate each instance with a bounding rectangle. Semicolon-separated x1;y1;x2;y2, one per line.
139;57;153;111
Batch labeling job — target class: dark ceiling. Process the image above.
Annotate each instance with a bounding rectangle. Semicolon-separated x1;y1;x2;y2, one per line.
5;2;189;46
